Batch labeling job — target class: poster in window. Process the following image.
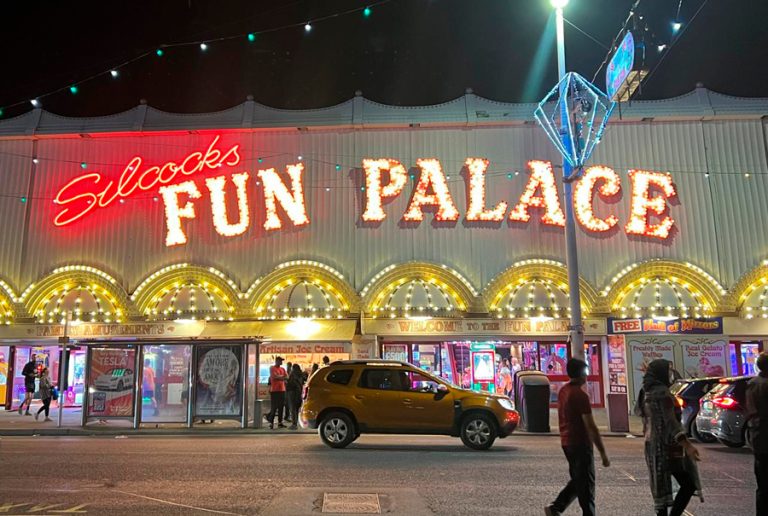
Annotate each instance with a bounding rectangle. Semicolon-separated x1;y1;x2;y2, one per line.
87;347;136;418
382;344;408;363
195;345;242;417
628;337;675;402
681;338;728;378
606;335;628;395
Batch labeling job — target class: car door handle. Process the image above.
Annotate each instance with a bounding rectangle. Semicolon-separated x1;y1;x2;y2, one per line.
353;395;365;400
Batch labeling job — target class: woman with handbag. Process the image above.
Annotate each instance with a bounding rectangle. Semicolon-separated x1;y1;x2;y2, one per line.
35;367;55;422
636;359;702;516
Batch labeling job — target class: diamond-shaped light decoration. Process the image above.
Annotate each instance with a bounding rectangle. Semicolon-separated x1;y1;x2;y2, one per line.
534;72;616;170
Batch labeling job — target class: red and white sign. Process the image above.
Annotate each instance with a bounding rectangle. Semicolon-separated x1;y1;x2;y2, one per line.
52;136;679;246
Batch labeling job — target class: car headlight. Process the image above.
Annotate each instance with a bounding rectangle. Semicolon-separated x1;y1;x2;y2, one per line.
497;398;515;411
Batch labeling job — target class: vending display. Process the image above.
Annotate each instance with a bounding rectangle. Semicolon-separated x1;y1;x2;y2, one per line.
469;342;496;393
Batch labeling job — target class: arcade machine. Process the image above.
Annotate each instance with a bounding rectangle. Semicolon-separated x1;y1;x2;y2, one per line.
469;342;496;393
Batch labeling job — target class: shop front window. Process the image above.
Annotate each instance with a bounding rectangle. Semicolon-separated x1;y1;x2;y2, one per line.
0;346;9;407
141;345;191;423
412;344;439;375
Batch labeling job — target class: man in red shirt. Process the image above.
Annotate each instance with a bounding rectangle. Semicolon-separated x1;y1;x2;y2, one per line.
266;356;288;430
546;358;610;516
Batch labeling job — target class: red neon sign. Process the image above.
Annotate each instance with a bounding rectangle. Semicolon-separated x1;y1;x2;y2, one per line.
53;136;241;226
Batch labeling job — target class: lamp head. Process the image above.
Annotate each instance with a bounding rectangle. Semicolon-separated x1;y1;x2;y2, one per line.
550;0;569;8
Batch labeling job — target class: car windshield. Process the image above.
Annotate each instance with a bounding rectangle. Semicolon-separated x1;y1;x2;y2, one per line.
705;382;730;398
670;381;689;396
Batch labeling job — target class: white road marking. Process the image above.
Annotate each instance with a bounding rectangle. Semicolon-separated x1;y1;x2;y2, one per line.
722;472;744;483
113;490;243;515
617;468;637;482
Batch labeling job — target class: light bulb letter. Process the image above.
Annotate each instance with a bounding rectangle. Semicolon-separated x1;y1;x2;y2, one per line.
258;164;310;230
361;158;407;221
402;159;459;222
205;172;251;237
625;170;677;239
465;158;507;222
158;180;202;246
574;165;621;232
509;160;565;226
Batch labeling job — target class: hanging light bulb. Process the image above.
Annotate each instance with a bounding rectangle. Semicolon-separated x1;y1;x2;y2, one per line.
304;22;312;32
69;85;79;95
363;6;372;17
110;69;119;78
156;48;164;57
672;21;682;33
657;44;667;52
30;99;40;108
200;42;208;51
247;33;256;42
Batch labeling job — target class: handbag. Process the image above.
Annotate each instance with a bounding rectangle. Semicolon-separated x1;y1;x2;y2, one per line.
50;386;59;400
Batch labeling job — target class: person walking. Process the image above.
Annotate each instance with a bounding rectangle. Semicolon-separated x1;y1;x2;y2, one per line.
637;359;702;516
545;358;610;516
283;361;293;422
34;367;54;422
286;364;304;430
265;356;287;429
17;358;37;415
746;352;768;515
321;356;330;367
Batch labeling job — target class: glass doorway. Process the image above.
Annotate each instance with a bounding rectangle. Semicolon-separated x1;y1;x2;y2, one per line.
140;344;191;424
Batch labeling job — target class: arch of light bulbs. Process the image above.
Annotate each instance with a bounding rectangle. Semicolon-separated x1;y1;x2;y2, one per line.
259;279;347;320
369;277;462;319
22;266;130;324
34;284;124;324
145;282;236;321
611;276;709;319
490;279;572;319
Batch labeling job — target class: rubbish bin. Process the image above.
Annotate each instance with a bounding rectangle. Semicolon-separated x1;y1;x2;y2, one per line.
513;371;551;433
252;399;264;429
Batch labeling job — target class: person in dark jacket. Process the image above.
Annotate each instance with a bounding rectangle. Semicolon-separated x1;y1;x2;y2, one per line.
17;359;37;415
637;359;702;516
286;364;304;430
746;352;768;515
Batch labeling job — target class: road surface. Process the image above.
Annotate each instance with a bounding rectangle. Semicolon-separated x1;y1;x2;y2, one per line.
0;433;756;515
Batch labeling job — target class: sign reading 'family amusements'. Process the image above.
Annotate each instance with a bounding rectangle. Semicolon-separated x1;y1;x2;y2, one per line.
53;136;680;247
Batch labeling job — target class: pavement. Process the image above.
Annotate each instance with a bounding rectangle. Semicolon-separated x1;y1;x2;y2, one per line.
0;406;644;436
0;433;756;515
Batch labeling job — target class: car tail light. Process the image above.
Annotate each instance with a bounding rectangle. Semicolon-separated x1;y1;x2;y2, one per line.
712;396;738;410
674;396;686;409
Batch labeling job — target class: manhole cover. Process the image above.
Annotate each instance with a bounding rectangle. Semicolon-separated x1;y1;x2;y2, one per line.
322;493;381;514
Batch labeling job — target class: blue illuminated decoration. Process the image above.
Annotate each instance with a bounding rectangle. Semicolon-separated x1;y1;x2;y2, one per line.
606;31;635;101
534;72;615;169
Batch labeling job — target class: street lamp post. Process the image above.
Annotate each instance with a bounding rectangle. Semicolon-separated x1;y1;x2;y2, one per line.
552;0;585;361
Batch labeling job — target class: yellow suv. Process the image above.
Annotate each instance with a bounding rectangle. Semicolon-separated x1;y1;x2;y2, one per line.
300;360;519;450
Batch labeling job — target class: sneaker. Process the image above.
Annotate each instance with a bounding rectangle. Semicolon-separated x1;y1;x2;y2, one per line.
544;506;561;516
35;412;40;421
18;405;23;415
44;417;53;422
24;411;31;416
277;423;286;428
268;423;274;430
289;425;298;430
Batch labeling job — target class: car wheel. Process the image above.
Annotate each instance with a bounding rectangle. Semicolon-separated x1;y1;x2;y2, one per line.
692;421;717;443
718;437;745;448
460;413;497;450
117;381;124;391
319;412;355;449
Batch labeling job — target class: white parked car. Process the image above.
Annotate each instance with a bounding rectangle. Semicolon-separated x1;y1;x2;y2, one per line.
94;368;134;391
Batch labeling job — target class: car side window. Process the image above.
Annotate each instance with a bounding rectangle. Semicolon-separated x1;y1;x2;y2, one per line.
360;369;404;391
406;371;441;393
326;369;354;385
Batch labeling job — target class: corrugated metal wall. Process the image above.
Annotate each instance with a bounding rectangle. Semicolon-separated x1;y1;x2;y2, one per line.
1;118;766;296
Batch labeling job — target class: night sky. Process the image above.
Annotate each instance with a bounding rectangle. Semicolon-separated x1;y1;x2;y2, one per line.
1;0;765;118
